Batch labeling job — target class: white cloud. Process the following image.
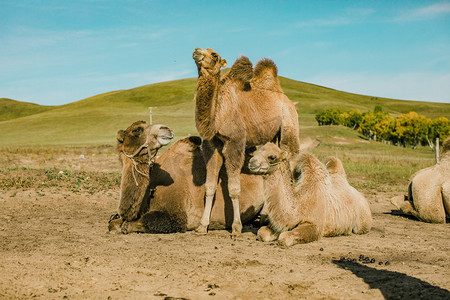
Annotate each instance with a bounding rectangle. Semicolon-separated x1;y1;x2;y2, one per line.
306;71;450;103
395;2;450;22
296;17;353;28
295;7;375;28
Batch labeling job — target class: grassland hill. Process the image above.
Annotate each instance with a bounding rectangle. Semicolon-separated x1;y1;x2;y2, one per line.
0;76;448;146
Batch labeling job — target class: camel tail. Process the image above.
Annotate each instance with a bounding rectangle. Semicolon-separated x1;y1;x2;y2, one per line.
142;211;187;233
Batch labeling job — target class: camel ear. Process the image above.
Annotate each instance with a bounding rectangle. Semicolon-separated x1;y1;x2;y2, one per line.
117;130;125;143
221;59;227;68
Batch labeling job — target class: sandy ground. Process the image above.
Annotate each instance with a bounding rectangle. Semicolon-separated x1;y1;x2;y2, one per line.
1;151;449;299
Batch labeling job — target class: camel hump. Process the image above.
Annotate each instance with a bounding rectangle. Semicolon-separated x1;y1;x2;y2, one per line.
295;152;327;174
225;56;253;91
252;58;282;91
188;135;202;146
175;136;202;150
324;156;346;176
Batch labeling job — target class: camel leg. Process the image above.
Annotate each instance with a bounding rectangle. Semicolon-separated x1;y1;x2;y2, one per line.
196;140;223;234
108;217;124;234
278;223;320;247
222;139;245;236
121;219;147;234
280;105;300;172
257;226;279;242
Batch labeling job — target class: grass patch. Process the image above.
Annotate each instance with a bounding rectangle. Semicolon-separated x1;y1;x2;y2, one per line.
312;135;435;193
0;167;121;194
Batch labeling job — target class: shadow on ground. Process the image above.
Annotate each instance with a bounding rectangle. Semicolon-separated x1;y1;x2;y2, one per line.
333;260;450;299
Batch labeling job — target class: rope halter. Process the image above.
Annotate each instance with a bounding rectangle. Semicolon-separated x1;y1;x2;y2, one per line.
123;138;158;187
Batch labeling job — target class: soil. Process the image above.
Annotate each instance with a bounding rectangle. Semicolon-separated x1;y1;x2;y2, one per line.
1;150;449;299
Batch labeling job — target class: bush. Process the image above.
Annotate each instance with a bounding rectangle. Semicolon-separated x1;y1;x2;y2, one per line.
316;107;449;149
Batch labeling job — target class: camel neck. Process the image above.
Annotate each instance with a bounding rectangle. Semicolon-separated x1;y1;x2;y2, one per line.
195;72;221;140
263;162;299;231
120;152;151;187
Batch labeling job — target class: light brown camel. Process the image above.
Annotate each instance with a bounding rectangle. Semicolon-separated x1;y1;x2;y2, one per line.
109;131;266;234
391;137;450;223
248;143;372;246
192;47;300;235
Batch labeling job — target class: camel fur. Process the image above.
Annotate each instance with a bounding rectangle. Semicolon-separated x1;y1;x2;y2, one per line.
109;131;266;234
192;47;300;235
248;143;372;247
391;137;450;223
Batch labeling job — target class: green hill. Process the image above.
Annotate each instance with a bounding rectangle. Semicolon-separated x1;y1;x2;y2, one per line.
0;76;448;146
0;98;55;122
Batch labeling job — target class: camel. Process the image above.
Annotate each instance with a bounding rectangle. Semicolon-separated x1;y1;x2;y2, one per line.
115;120;174;221
391;137;450;223
192;47;300;235
248;143;372;246
109;126;266;234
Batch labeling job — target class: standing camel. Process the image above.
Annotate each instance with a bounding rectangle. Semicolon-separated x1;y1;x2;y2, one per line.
192;47;300;235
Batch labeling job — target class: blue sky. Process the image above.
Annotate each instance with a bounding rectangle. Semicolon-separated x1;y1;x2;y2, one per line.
1;0;450;106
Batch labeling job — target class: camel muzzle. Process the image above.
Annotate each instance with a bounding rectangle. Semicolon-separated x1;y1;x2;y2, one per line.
193;48;205;63
248;158;266;173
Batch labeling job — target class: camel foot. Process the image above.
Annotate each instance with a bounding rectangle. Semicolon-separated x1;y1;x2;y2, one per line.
121;221;130;234
278;231;295;247
390;195;406;209
195;225;208;235
257;226;278;242
231;222;243;237
108;217;123;234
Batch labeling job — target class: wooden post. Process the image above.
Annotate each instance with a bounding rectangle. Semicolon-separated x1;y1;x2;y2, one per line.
435;137;440;164
148;107;156;124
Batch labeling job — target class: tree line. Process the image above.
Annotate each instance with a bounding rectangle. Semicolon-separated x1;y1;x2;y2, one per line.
315;106;450;149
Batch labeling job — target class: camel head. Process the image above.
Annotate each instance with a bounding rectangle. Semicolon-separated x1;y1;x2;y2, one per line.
248;143;287;174
193;47;227;76
117;121;174;162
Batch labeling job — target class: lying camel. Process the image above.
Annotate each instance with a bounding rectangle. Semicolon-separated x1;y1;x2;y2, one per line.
115;120;174;221
248;143;372;246
109;126;265;234
391;137;450;223
193;48;300;235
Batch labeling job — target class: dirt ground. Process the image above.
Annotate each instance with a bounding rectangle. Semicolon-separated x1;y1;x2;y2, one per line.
1;150;449;299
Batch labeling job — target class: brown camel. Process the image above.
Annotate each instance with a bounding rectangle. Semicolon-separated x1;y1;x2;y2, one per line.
115;121;174;221
109;131;266;234
248;143;372;247
192;47;300;235
391;137;450;223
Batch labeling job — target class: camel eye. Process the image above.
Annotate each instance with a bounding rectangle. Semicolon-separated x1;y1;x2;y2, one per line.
212;52;218;59
132;127;143;135
268;155;277;162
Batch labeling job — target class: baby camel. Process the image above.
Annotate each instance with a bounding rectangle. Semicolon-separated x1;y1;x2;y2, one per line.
248;143;372;246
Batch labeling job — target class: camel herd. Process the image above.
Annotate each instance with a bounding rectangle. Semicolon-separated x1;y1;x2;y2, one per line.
108;48;449;246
